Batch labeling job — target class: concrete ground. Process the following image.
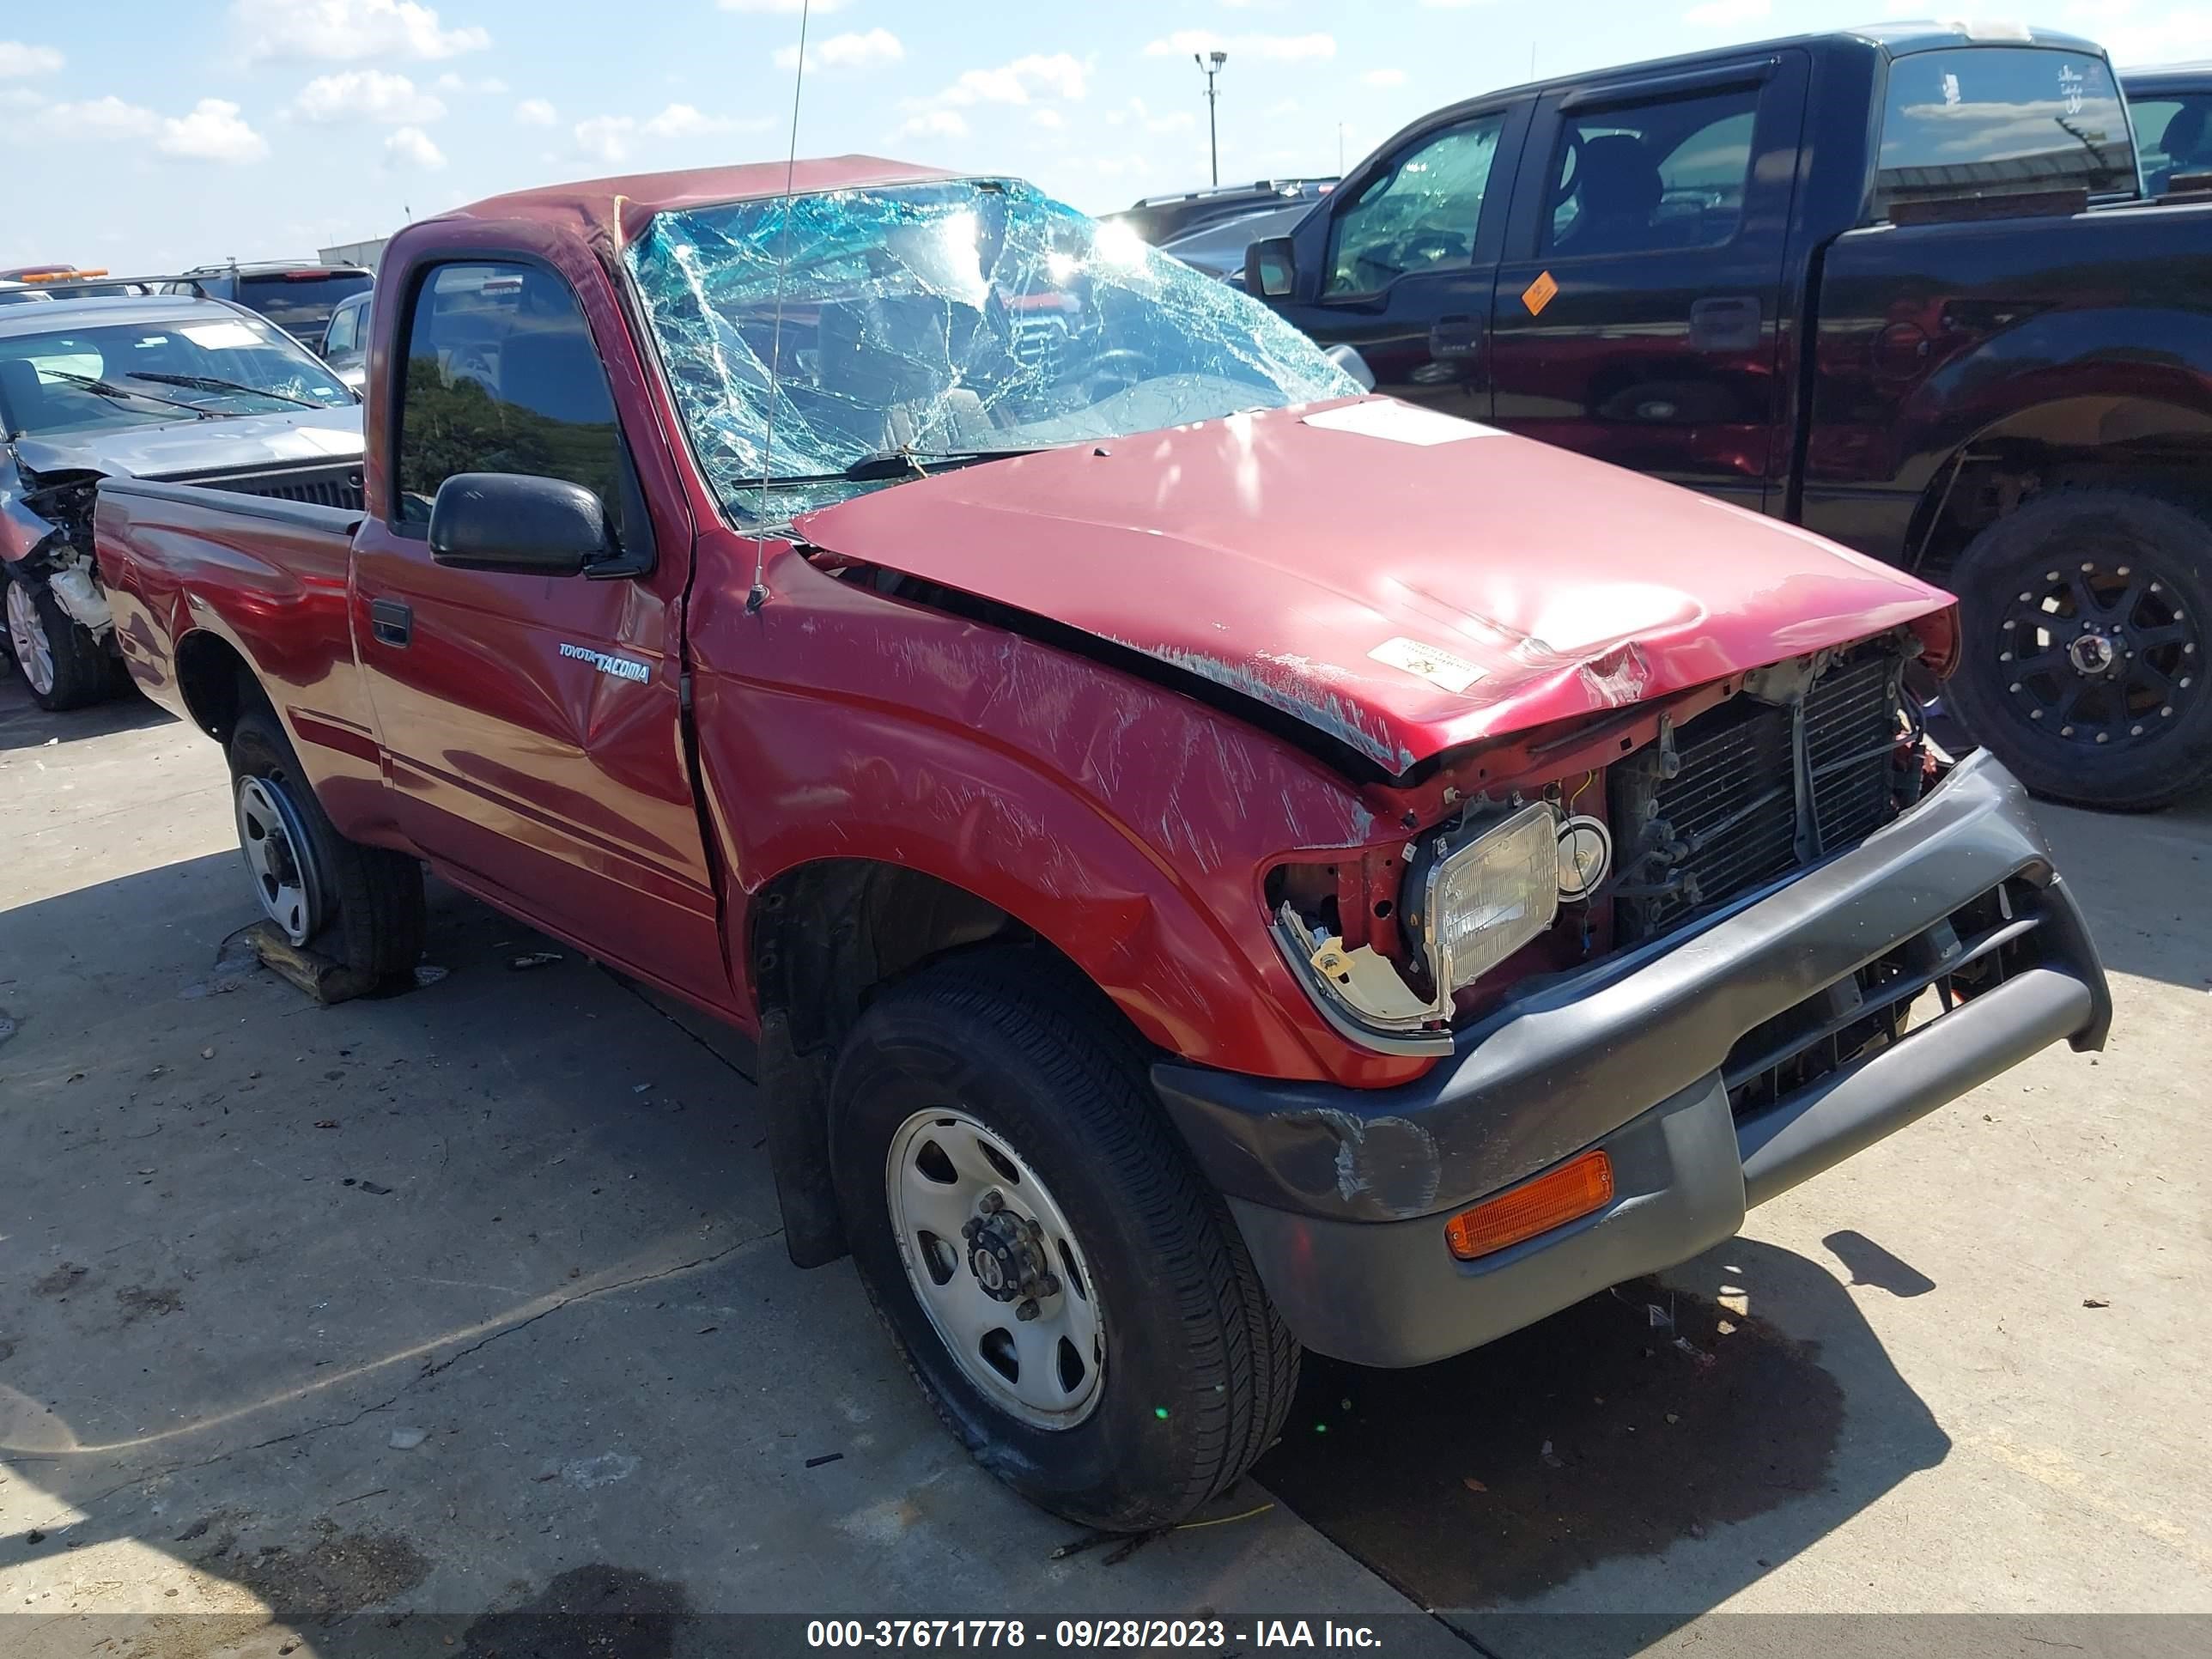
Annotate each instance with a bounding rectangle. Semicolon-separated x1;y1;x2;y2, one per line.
1;672;2207;1657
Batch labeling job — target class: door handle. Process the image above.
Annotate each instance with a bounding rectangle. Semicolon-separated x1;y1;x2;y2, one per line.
1428;313;1483;360
1689;295;1762;351
369;598;412;647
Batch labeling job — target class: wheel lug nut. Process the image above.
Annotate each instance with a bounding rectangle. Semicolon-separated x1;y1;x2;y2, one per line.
2132;724;2145;736
2031;710;2044;720
977;1191;1002;1215
2045;570;2060;581
2095;732;2109;744
2061;725;2075;736
1039;1273;1060;1297
2080;562;2094;573
1014;1297;1040;1322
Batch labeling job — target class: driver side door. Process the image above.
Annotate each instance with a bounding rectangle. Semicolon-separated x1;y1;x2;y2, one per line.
1263;103;1527;419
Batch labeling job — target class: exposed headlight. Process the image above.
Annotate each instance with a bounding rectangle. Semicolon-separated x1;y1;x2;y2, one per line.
1273;801;1561;1054
1415;802;1562;994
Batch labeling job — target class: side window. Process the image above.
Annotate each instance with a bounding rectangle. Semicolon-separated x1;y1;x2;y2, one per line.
392;260;623;532
1323;118;1504;297
2136;94;2212;193
324;302;357;356
1544;87;1760;258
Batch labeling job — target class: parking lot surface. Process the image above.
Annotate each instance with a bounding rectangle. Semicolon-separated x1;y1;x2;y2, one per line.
3;675;2208;1657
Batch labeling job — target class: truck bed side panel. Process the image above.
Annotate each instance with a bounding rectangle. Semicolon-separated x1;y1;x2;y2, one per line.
1802;203;2212;559
94;480;394;839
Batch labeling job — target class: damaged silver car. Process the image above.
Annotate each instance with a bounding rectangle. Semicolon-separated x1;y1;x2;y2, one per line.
2;290;362;709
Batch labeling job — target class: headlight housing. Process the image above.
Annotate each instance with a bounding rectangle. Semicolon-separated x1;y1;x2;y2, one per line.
1273;801;1563;1053
1411;802;1562;995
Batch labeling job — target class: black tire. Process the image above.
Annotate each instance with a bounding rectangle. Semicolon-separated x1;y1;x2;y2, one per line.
830;947;1298;1531
226;702;426;980
3;572;112;712
1942;489;2212;811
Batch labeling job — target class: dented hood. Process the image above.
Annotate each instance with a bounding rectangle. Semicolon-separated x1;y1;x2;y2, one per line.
793;398;1953;774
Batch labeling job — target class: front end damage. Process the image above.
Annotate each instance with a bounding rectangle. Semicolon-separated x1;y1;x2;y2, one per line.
3;459;114;645
1266;625;1951;1057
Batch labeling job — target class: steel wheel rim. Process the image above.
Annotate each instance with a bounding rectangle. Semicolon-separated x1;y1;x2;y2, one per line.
234;774;325;946
1998;555;2202;752
6;582;55;697
884;1107;1105;1430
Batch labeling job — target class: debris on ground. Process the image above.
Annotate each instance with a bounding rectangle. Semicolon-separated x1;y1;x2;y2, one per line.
386;1427;428;1450
1540;1439;1564;1468
2083;1297;2111;1309
412;964;449;987
804;1453;843;1468
508;951;563;971
315;1120;339;1130
1462;1476;1488;1492
562;1452;640;1488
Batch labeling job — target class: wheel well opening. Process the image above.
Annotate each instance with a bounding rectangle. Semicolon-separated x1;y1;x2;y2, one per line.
174;633;252;744
749;860;1100;1269
1911;401;2212;585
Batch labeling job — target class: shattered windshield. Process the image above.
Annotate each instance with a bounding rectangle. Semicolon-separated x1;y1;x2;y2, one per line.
624;179;1358;522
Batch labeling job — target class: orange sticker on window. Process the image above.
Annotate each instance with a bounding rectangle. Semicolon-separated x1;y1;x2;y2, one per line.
1522;270;1559;315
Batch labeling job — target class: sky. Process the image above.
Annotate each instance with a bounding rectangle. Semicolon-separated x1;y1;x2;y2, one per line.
4;0;2209;272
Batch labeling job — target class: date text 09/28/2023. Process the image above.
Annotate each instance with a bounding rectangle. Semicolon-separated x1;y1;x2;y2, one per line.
805;1620;1383;1649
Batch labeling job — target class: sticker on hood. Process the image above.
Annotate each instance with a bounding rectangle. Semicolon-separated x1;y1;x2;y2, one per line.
1302;400;1503;446
1369;635;1485;693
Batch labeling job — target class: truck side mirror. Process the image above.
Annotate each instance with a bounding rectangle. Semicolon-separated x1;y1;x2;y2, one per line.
1246;236;1297;299
428;473;612;575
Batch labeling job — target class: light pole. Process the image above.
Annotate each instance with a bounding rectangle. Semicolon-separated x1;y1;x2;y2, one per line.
1194;49;1228;186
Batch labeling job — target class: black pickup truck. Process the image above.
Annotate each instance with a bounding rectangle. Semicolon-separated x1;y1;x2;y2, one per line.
1252;23;2212;810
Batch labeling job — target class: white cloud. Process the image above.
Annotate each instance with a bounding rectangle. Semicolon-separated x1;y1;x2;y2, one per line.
774;27;903;72
514;97;556;126
41;94;161;140
1682;0;1768;26
477;76;507;94
1362;68;1408;88
936;52;1087;106
0;87;46;111
1031;107;1065;130
1143;30;1336;60
0;40;64;76
292;70;446;125
896;108;969;140
574;114;636;164
385;124;447;168
233;0;489;63
430;70;507;94
642;101;766;138
2075;2;2212;66
1106;97;1194;134
720;0;847;10
158;98;269;163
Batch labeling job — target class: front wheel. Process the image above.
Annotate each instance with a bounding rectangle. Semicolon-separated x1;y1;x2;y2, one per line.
4;572;112;712
830;948;1298;1531
226;703;426;980
1942;489;2212;811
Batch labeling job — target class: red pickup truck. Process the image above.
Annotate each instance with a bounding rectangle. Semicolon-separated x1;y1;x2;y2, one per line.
97;158;2111;1531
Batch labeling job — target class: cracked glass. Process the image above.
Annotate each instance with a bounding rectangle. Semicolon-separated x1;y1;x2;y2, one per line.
624;179;1360;524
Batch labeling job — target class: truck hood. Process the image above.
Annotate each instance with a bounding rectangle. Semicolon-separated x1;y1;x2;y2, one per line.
10;404;363;483
793;398;1954;774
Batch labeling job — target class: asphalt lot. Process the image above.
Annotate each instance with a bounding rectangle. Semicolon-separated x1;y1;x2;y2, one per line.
2;672;2208;1656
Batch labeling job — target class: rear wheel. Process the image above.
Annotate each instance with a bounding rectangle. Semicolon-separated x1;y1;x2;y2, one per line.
1942;489;2212;811
830;948;1297;1530
4;573;112;712
226;703;425;979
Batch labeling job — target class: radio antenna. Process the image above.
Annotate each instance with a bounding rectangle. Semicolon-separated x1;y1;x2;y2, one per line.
747;0;811;614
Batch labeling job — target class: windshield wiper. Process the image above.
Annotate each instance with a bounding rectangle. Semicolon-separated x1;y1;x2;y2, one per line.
43;370;216;418
738;446;1052;490
128;371;321;410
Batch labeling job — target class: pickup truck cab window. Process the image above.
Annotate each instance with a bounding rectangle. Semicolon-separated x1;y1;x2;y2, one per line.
1323;118;1504;296
392;261;625;536
1874;47;2134;218
2131;94;2212;196
1543;90;1760;258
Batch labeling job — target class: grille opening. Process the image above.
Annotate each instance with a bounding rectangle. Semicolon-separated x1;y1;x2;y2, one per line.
1612;648;1911;944
1724;879;2045;1123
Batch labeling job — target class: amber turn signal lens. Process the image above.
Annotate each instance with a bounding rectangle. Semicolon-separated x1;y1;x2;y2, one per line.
1443;1150;1614;1261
